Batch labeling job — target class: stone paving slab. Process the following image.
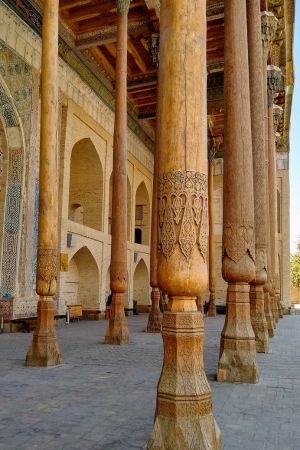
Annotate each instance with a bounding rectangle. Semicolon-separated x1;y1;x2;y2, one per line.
0;315;299;449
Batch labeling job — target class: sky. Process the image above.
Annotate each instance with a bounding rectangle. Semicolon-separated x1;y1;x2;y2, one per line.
289;2;300;253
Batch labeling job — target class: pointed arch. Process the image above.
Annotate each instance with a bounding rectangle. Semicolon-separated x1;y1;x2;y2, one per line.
69;138;104;231
63;246;100;310
0;76;25;296
133;258;150;311
135;181;150;245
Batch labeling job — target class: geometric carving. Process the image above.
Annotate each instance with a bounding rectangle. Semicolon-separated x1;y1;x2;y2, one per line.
158;171;208;262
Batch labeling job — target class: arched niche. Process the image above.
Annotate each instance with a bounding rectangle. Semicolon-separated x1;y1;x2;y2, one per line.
108;174;131;241
133;259;150;312
0;80;24;297
64;246;99;310
134;181;150;245
69;139;103;231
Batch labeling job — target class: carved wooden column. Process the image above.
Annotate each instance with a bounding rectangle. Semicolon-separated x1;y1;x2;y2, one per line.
217;0;259;384
146;140;162;333
261;11;277;337
26;0;62;366
207;137;220;317
147;1;221;448
267;65;282;325
247;0;269;353
105;0;130;345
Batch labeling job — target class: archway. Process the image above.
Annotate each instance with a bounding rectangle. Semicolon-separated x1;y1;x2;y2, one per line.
134;182;150;245
63;247;99;311
108;174;131;240
69;139;103;231
133;259;150;312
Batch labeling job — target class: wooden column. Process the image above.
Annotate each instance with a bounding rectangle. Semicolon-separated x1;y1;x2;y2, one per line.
267;65;282;325
146;139;162;333
261;11;277;337
147;1;221;448
247;0;269;353
217;0;259;384
26;0;62;366
207;137;220;317
105;0;130;345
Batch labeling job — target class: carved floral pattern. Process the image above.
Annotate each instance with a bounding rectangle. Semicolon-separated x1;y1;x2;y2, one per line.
223;221;255;263
37;247;57;285
158;171;208;262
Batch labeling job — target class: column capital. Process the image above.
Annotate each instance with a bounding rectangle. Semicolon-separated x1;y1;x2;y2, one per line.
267;65;283;100
273;104;283;132
261;11;278;51
208;135;222;162
148;33;160;67
117;0;131;15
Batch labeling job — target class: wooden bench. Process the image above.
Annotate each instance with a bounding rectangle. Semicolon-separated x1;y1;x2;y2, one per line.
67;304;82;321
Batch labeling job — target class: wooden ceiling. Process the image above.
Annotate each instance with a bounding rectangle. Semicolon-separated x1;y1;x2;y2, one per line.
58;0;226;136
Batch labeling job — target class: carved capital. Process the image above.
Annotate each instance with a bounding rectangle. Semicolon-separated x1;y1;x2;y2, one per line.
148;33;160;67
117;0;131;15
261;11;278;51
267;65;282;101
158;171;208;262
273;104;283;132
208;136;223;162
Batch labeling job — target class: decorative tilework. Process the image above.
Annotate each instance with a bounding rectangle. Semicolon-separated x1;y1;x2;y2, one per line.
0;85;18;127
1;147;23;296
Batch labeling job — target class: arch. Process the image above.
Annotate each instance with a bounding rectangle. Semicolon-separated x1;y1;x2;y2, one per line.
108;174;132;241
69;138;103;231
134;181;150;245
133;259;150;312
63;246;99;310
0;78;25;296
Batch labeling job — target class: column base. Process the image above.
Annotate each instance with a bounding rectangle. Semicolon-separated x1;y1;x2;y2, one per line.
250;285;269;353
264;291;275;338
270;292;278;328
105;293;130;345
207;292;217;317
146;288;162;333
217;284;259;383
25;297;62;367
148;308;221;450
279;300;283;319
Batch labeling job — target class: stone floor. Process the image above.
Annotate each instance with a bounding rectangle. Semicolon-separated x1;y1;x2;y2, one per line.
0;314;300;450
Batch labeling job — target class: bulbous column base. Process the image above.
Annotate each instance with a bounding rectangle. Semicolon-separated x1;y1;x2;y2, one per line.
146;288;162;333
105;293;130;345
26;297;62;367
207;293;217;317
217;284;259;383
148;310;221;450
250;285;269;353
264;292;275;338
278;299;283;318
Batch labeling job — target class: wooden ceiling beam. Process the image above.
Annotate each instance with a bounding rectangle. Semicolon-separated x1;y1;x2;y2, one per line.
67;2;116;24
59;0;92;12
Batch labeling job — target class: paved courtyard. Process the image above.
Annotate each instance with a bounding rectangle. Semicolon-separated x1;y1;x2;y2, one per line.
0;314;300;450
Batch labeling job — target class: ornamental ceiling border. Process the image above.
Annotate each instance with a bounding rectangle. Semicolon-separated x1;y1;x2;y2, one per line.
2;0;154;152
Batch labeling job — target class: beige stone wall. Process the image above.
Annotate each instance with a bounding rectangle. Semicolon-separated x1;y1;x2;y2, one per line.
0;3;153;318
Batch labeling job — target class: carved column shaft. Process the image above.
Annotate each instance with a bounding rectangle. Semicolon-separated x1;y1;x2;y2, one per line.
247;0;269;353
261;11;277;337
217;0;259;384
26;0;62;367
105;0;130;344
148;1;221;448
